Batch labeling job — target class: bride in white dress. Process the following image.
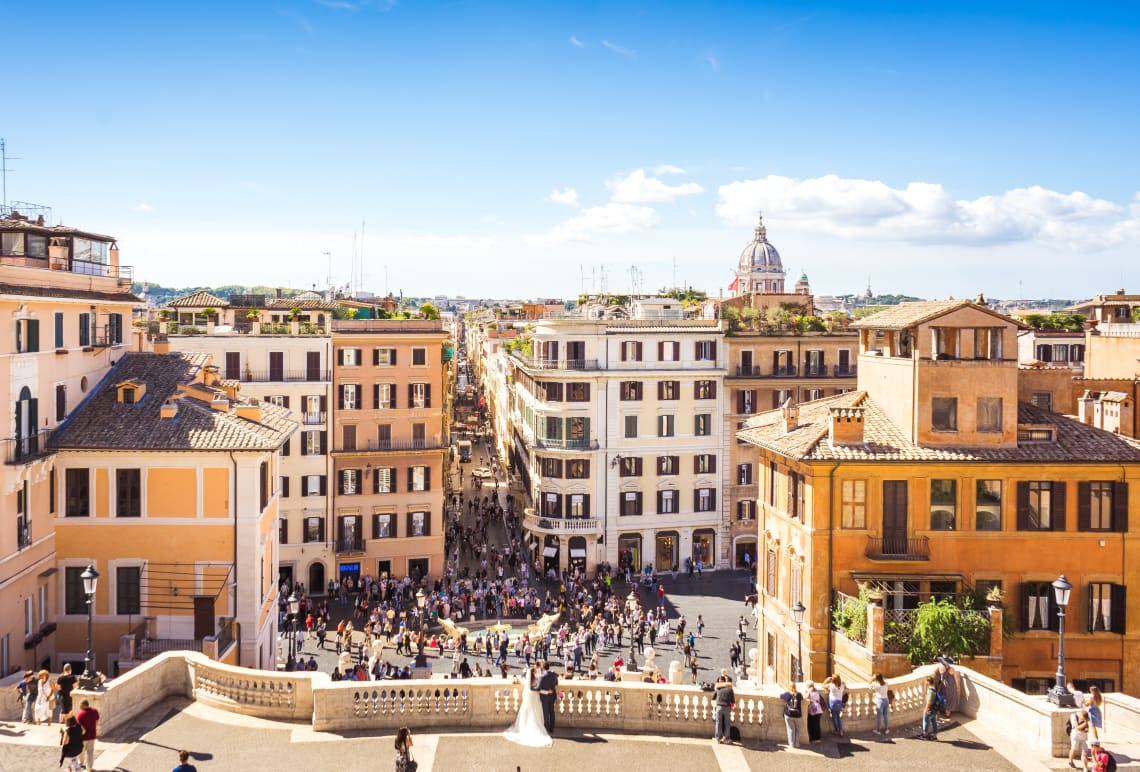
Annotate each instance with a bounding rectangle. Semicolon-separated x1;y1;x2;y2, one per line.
503;666;553;747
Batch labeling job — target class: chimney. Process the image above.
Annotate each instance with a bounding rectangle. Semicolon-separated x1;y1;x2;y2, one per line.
202;365;220;387
235;400;262;422
1078;391;1097;427
828;406;866;446
781;397;799;434
211;397;230;412
160;398;179;419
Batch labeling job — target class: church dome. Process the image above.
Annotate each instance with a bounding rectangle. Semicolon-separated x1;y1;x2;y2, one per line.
738;214;783;271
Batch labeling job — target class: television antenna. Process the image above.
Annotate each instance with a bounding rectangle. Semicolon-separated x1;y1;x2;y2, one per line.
0;139;21;209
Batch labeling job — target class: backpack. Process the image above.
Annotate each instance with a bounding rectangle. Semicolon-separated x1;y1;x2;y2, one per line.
1104;750;1118;772
932;690;947;711
787;693;803;718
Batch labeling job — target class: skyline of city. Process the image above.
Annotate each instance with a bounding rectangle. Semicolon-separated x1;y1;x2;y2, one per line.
3;1;1139;299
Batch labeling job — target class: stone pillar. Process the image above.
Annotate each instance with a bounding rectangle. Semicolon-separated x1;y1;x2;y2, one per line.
867;602;885;655
988;606;1003;660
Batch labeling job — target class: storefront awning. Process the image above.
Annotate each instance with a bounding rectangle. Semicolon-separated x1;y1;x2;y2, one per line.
570;549;587;558
543;546;558;558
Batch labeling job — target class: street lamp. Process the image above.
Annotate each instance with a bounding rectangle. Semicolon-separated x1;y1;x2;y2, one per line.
1049;574;1076;707
287;592;300;669
792;601;806;683
78;566;100;689
414;588;428;668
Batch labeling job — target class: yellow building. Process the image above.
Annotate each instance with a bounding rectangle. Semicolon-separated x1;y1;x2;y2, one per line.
739;299;1140;695
1;209;138;674
329;320;449;585
49;352;295;672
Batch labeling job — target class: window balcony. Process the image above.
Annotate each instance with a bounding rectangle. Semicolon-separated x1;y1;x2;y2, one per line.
865;535;930;561
523;511;602;535
332;438;447;454
302;412;326;425
533;437;599;451
834;365;857;377
511;353;599;371
219;368;331;383
4;429;54;465
335;537;365;554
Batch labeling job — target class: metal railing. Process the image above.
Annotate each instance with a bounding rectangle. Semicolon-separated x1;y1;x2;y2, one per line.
332;438;447;453
772;366;798;377
335;538;365;554
532;436;599;450
3;429;54;464
523;512;602;534
511;353;600;371
302;412;326;425
834;365;857;377
224;369;331;383
137;638;204;660
865;535;930;561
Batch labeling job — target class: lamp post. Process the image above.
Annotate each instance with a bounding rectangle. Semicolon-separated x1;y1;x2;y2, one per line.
77;566;100;689
792;601;806;683
287;592;300;669
1049;574;1076;707
414;588;428;668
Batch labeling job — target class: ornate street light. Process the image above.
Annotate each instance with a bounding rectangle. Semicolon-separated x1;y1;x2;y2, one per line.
78;566;100;689
287;592;300;668
792;601;806;683
1048;574;1076;708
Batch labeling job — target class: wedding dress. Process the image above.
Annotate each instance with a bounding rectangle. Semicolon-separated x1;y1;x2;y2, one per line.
503;671;553;747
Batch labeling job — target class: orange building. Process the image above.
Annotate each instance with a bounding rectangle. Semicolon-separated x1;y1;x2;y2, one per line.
1;209;138;674
49;352;294;672
329;320;449;585
740;299;1140;695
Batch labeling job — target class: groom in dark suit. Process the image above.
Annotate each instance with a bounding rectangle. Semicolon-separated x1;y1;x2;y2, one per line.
535;660;559;733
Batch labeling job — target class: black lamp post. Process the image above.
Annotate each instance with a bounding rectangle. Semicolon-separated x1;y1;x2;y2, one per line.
287;592;300;668
1048;574;1076;707
792;600;806;683
414;588;428;668
77;566;100;689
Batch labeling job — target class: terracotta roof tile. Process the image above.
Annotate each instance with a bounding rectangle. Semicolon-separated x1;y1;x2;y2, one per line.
50;353;296;452
169;291;229;308
851;299;1024;331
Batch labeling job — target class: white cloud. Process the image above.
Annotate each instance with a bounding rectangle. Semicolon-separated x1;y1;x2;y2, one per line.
526;203;659;244
547;187;579;207
607;169;704;203
651;164;687;176
569;35;587;48
601;40;636;58
134;202;154;213
716;174;1137;249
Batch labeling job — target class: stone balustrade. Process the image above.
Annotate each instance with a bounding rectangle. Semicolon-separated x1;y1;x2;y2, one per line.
66;651;1122;759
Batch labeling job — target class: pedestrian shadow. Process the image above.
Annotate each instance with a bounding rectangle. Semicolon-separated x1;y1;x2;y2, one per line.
943;738;993;751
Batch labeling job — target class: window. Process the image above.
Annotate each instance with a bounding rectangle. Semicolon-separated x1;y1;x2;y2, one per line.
694;340;717;361
930;479;957;530
410;383;428;408
302;430;325;455
54;312;64;349
304;474;326;496
65;567;88;615
373;513;393;539
304;517;325;543
786;471;804;520
408;511;429;537
375;383;394;409
767;633;777;669
374;467;395;494
977;397;1002;432
620;381;642;401
340;384;359;410
1080;481;1126;532
116;469;141;517
1088;583;1126;633
773;389;791;409
412;347;427;366
116;566;141;615
279;518;289;545
259;460;269;510
566;382;590;402
620;341;643;361
694;487;716;512
65;468;90;517
841;480;866;528
378;424;393;448
340;348;359;366
790;563;803;607
657;414;675;437
765;550;777;596
695;380;716;400
737;389;756;414
55;383;66;421
694;454;716;474
1030;391;1054;412
974;327;1003;359
658;341;680;361
618;457;642;477
657;455;679;475
16;481;30;548
623;415;638;438
621;491;643;516
78;313;91;347
409;465;429;492
342;424;357;451
108;313;123;345
374;347;396;366
15;318;40;354
658;381;679;400
804;349;824;376
566;459;590;479
694;414;711;436
737;500;755;521
545;416;563;441
976;480;1002;531
932;397;958;431
24;598;33;637
567;417;589;443
568;494;590;517
738;463;753;485
805;389;823;401
768;462;778;506
340;469;359;495
1023;581;1055;631
657;490;677;514
540;458;563;478
1018;481;1065;531
542;493;562;516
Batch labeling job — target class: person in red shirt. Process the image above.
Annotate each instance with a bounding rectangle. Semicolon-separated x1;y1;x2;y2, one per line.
76;699;100;772
1088;738;1111;771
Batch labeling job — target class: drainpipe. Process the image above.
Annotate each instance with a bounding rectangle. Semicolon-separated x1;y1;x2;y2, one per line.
825;461;840;678
229;451;241;667
1119;462;1128;685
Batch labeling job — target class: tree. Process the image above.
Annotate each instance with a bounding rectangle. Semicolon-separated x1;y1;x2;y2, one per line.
907;599;992;664
419;303;441;320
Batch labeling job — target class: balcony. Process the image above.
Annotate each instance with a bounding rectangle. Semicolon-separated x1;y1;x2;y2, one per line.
801;366;829;378
219;368;331;383
865;535;930;561
524;511;602;535
3;429;54;465
772;366;798;377
736;365;762;376
332;438;447;454
0;253;134;286
335;538;365;555
834;365;857;377
533;437;599;451
511;354;599;371
302;412;326;425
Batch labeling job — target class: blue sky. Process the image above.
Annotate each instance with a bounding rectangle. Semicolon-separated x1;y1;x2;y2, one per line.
4;1;1139;300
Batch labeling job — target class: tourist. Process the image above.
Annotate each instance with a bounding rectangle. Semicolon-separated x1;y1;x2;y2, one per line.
34;669;54;725
77;698;100;772
805;681;824;744
57;664;77;720
58;714;84;771
825;675;847;737
17;670;36;724
779;682;804;748
1088;738;1110;772
936;656;958;714
172;748;199;772
870;672;890;735
394;726;415;772
920;675;940;740
1069;709;1090;769
1085;686;1105;738
713;669;734;744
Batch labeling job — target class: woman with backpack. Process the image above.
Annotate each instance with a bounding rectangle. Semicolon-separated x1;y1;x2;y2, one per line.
920;675;941;740
779;683;804;748
805;681;825;744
